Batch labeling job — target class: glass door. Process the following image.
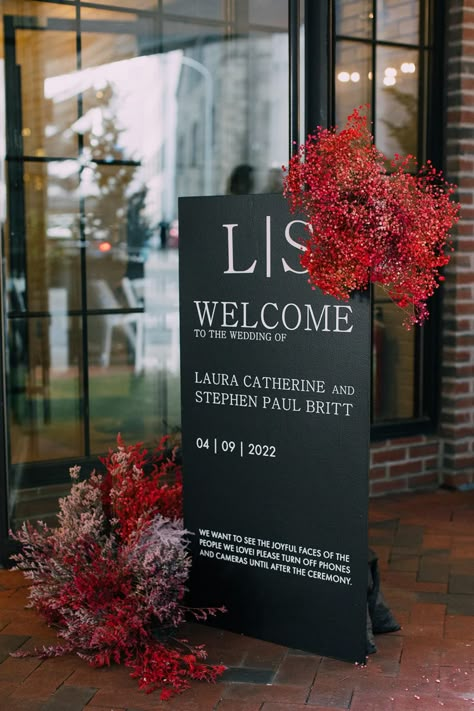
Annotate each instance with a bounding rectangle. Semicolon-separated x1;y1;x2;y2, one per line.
0;0;291;552
3;7;182;530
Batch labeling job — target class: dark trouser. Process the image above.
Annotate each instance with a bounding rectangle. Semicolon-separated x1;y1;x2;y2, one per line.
366;548;401;655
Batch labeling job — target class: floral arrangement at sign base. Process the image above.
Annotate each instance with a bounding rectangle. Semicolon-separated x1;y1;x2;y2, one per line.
10;436;226;701
283;107;460;328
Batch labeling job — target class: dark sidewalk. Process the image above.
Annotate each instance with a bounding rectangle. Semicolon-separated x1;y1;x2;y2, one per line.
0;488;473;710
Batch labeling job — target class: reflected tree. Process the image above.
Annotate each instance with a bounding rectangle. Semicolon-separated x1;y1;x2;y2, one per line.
79;83;149;250
381;87;417;157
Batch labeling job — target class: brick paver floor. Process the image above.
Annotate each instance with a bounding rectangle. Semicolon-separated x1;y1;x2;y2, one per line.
0;488;473;710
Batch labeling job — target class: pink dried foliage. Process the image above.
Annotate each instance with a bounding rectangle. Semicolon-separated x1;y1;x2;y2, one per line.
10;436;225;700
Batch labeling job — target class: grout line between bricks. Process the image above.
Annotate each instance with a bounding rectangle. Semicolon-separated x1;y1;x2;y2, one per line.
304;654;322;704
16;637;42;683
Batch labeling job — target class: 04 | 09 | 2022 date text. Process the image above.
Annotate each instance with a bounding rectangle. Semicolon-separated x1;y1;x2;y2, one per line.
195;437;277;458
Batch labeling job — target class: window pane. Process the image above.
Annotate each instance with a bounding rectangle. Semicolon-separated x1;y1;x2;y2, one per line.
249;0;288;29
82;0;156;9
335;41;372;126
88;298;181;453
376;0;419;44
7;316;84;463
16;28;78;159
175;29;289;198
372;296;416;421
164;0;225;21
80;14;142;66
83;164;141;301
0;1;71;18
86;251;180;373
11;481;72;529
1;0;290;527
163;18;225;49
336;0;373;39
5;161;82;313
375;47;418;157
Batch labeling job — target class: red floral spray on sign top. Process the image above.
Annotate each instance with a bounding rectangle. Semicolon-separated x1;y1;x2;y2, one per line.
283;107;460;327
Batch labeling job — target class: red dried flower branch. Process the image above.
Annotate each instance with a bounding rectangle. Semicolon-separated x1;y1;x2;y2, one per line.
283;107;460;327
99;435;183;541
10;436;225;701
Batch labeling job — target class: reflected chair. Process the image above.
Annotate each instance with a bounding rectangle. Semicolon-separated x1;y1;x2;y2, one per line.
88;278;144;373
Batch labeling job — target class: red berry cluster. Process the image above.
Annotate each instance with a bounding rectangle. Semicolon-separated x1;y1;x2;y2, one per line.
283;107;460;327
11;437;225;700
99;435;183;541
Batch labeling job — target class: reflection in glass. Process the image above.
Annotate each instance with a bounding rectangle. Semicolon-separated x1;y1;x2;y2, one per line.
10;481;73;530
335;41;372;126
17;29;78;159
83;163;141;298
375;47;419;157
8;316;83;464
1;1;290;526
82;0;156;10
335;0;373;39
88;249;181;451
0;0;73;23
162;19;224;50
376;0;419;44
80;24;138;69
175;30;288;198
86;250;179;373
372;294;415;421
21;161;82;312
163;0;224;20
250;0;288;28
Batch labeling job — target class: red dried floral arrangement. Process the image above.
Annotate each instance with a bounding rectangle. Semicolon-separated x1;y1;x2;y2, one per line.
283;107;460;327
10;436;225;701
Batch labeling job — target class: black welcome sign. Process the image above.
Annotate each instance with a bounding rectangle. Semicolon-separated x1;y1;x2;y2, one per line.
178;194;370;663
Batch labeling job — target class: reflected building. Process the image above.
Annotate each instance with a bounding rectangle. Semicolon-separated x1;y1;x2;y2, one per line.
176;35;288;198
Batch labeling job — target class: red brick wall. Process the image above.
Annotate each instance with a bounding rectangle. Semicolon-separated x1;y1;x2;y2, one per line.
369;437;441;496
441;0;474;489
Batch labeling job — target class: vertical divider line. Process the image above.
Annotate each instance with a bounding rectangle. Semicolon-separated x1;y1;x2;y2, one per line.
2;16;19;526
76;2;91;457
371;0;376;136
304;1;332;135
289;0;300;156
265;215;271;278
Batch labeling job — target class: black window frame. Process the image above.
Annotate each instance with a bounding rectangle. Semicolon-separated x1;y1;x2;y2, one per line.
303;0;446;441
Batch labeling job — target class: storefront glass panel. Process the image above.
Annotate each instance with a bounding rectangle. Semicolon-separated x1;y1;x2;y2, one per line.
376;0;419;44
335;0;373;39
17;30;78;159
372;288;416;421
8;315;83;465
160;0;225;21
249;0;288;29
375;46;419;158
21;161;82;312
335;41;372;125
84;0;156;10
335;0;426;425
0;0;289;532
